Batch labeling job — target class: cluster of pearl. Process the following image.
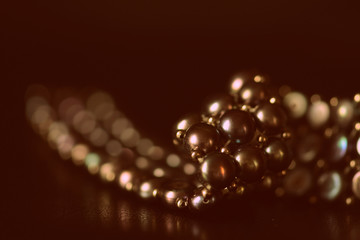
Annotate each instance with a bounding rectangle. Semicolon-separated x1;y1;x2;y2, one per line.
173;73;292;208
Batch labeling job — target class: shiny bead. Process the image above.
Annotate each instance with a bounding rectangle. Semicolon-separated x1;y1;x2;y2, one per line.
307;100;330;128
173;113;201;145
265;139;291;171
183;123;220;156
317;171;342;201
189;187;218;211
229;72;254;94
137;178;165;199
352;171;360;199
203;94;234;117
219;109;256;143
283;168;312;196
327;134;348;163
118;169;142;191
234;147;266;182
333;100;354;127
200;152;238;189
239;82;267;106
296;134;322;163
254;103;287;134
357;136;360;156
158;179;194;208
283;91;308;118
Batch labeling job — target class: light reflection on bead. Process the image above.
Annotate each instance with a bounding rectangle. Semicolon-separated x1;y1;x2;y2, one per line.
138;178;164;199
239;82;267;106
357;137;360;156
283;91;308;118
328;134;348;163
204;94;234;116
71;143;89;165
307;101;330;128
118;169;140;191
352;171;360;199
317;171;342;201
334;100;354;127
265;139;291;171
85;152;101;174
99;162;116;182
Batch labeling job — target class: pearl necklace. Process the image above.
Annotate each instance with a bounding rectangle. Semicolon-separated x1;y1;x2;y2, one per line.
25;72;360;210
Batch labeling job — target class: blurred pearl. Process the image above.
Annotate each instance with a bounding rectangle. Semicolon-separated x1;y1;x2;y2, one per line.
158;179;194;208
296;134;322;163
254;103;287;133
352;171;360;199
200;152;237;189
234;147;266;182
203;94;234;116
334;100;354;127
307;101;330;128
283;91;308;118
327;134;348;163
229;72;254;94
219;109;256;143
283;168;312;196
189;187;218;211
173;113;202;145
118;169;142;191
317;171;342;201
239;82;267;106
265;139;291;171
137;178;165;199
183;123;220;155
357;137;360;156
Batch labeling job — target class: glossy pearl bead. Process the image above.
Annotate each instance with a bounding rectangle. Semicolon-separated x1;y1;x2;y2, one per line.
189;187;218;211
265;139;291;171
239;82;267;106
234;147;266;182
158;179;194;208
203;94;234;116
183;123;220;156
173;113;201;145
317;171;342;201
254;103;287;133
219;109;256;143
200;152;238;189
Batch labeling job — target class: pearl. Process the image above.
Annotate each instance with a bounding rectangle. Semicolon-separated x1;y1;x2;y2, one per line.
327;134;348;163
234;147;266;182
183;123;220;156
254;103;287;133
137;178;165;199
307;101;330;128
219;109;256;143
283;91;308;118
239;82;267;106
265;139;291;171
283;168;312;196
229;72;254;94
189;187;218;211
352;171;360;199
295;134;322;163
317;171;342;201
333;100;354;127
203;94;234;116
158;179;194;208
173;113;201;145
200;152;238;189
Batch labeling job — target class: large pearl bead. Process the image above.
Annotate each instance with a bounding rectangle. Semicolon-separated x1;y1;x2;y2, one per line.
173;113;201;145
264;139;291;171
239;82;267;106
254;103;287;133
203;94;234;117
234;147;266;182
219;109;256;143
183;123;220;155
200;152;237;189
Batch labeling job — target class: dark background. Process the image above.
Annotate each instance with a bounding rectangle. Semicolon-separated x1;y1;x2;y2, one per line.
3;0;360;239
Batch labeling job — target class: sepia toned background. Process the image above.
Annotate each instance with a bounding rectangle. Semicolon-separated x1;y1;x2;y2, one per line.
3;0;360;239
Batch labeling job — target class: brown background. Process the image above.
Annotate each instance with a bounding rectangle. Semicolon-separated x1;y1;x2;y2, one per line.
3;0;360;239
